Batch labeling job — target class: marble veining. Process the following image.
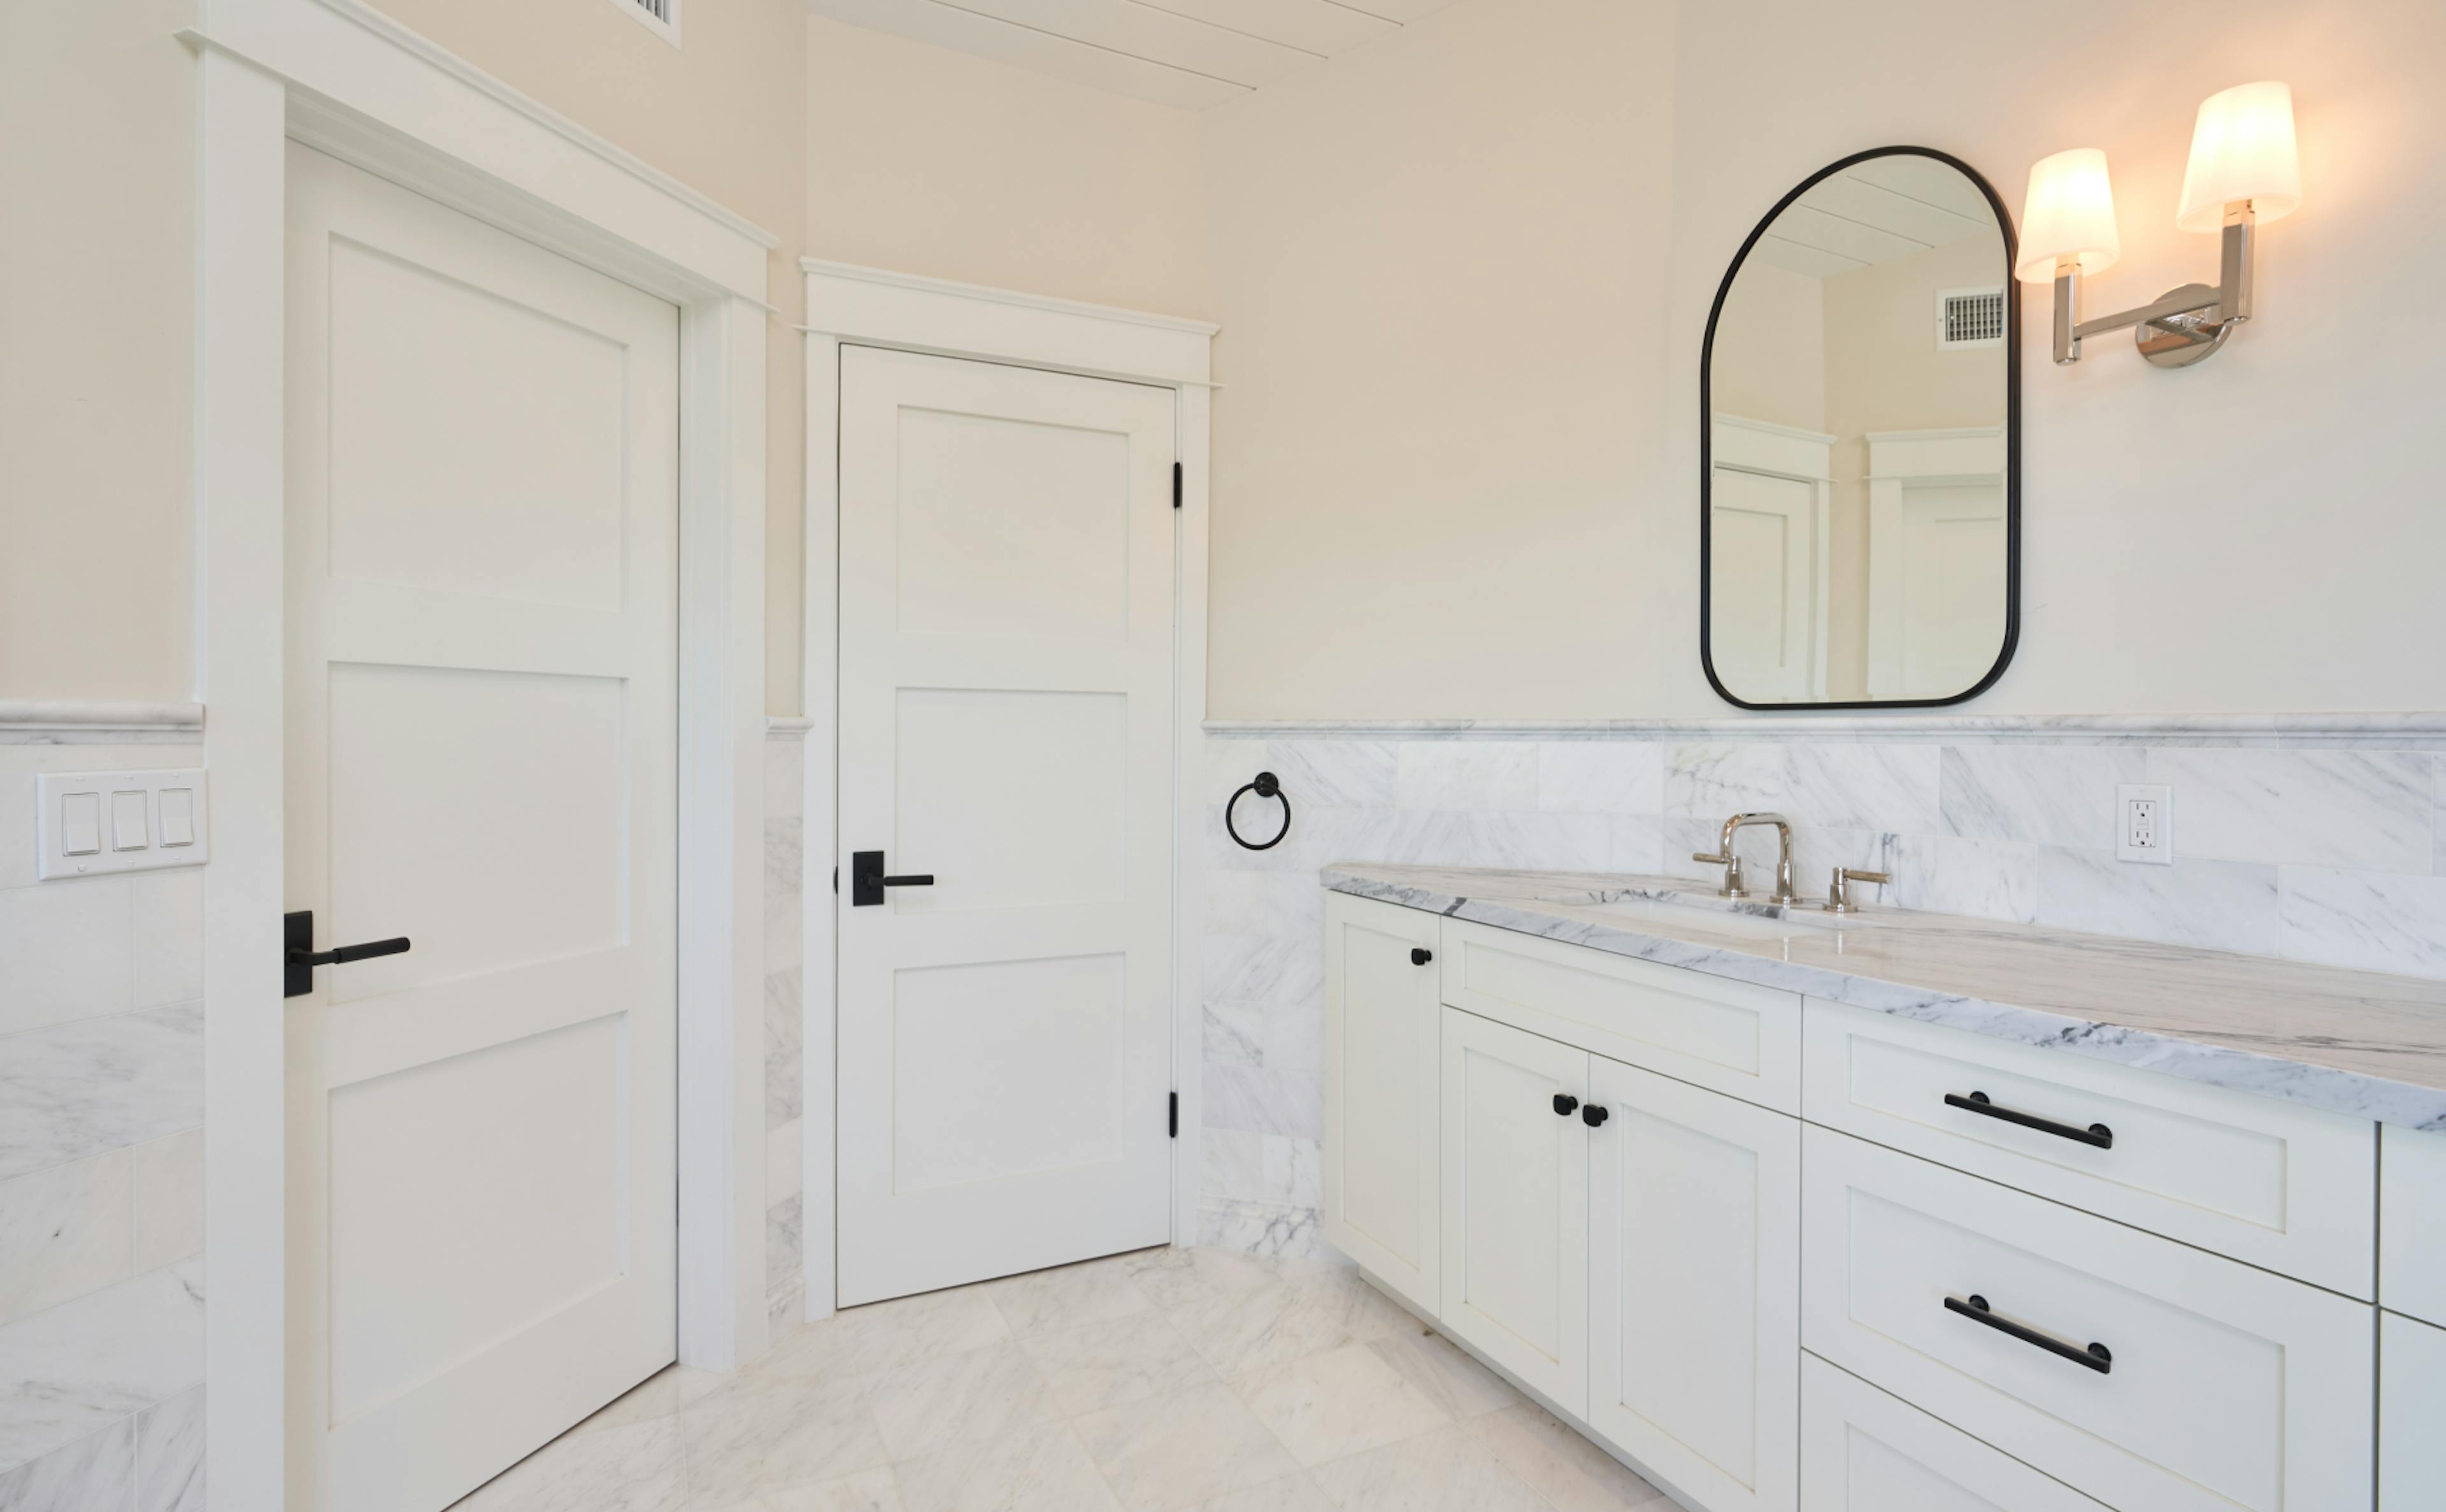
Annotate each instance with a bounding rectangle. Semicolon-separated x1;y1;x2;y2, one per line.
1326;863;2446;1129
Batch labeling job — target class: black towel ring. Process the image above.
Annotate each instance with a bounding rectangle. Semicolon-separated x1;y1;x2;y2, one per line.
1226;771;1292;852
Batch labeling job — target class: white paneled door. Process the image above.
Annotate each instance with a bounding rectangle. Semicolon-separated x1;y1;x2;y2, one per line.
836;345;1177;1307
283;145;679;1512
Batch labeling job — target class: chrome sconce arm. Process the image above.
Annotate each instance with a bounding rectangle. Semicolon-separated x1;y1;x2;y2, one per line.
2049;202;2258;368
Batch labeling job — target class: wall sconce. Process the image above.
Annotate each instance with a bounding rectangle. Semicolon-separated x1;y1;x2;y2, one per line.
2017;82;2301;367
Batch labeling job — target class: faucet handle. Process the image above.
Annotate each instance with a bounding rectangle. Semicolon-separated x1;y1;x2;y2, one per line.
1825;866;1892;913
1694;851;1748;899
1691;851;1733;866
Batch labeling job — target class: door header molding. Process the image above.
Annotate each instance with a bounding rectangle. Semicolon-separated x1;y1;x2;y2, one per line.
801;257;1217;389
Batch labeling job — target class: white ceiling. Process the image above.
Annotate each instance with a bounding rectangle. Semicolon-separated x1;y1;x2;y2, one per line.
806;0;1466;109
1747;156;1998;280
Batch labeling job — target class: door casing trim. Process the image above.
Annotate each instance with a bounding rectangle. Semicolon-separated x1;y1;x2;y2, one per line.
185;3;773;1502
801;259;1215;1322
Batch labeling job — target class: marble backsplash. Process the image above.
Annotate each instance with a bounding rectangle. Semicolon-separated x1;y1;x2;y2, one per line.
0;743;208;1509
1195;724;2446;1258
763;727;808;1340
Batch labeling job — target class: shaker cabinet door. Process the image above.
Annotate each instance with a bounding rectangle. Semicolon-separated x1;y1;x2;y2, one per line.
1589;1054;1800;1512
1322;892;1445;1316
1440;1007;1589;1415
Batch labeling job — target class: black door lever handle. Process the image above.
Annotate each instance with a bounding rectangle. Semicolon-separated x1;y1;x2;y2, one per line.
850;850;936;906
283;909;410;998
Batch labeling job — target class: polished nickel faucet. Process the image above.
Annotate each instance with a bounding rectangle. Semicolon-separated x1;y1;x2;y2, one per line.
1693;812;1803;904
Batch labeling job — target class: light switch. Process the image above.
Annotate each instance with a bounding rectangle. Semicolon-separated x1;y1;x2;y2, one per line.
37;769;206;880
111;791;150;852
160;788;196;848
61;793;101;856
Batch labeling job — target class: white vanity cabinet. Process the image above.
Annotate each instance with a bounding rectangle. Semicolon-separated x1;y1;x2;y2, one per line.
1589;1056;1799;1512
1438;1006;1590;1413
1317;884;2396;1512
1320;892;1444;1316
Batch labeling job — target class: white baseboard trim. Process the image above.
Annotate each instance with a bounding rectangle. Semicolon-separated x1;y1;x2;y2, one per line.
0;701;206;744
1203;713;2446;747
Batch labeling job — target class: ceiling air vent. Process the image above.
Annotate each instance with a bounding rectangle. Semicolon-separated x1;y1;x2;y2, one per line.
610;0;678;45
1938;287;2006;350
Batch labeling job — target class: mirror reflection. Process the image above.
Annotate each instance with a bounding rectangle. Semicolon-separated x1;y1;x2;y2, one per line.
1704;150;2015;706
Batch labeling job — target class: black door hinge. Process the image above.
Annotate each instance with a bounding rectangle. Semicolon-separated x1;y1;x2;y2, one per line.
1168;1091;1178;1138
1171;461;1182;510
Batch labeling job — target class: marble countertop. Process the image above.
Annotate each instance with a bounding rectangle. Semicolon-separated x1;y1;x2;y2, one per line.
1324;863;2446;1130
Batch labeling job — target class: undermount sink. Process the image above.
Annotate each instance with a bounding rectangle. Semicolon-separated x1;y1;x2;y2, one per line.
1588;886;1878;938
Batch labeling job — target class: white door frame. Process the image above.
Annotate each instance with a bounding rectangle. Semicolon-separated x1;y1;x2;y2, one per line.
1863;425;2008;699
799;259;1216;1322
1710;413;1834;701
185;3;775;1504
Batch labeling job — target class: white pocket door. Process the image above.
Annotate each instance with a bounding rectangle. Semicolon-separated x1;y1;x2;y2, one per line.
1440;1008;1589;1415
835;346;1178;1306
283;145;679;1512
1588;1057;1799;1512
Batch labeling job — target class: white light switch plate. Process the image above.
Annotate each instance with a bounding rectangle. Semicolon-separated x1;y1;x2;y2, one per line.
37;769;209;880
2117;783;2172;865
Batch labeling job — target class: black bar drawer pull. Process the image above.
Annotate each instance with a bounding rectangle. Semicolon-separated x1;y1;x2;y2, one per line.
1944;1293;2112;1374
850;850;936;907
283;909;410;998
1944;1090;2113;1149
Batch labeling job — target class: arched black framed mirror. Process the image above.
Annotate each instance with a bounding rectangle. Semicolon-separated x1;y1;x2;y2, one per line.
1700;146;2020;709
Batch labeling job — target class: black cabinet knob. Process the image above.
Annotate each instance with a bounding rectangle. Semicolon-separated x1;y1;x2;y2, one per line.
1411;948;1433;966
1582;1104;1610;1127
1552;1094;1579;1116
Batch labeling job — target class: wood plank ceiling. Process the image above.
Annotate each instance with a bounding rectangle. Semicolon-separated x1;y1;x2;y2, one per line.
1748;156;1999;280
807;0;1466;108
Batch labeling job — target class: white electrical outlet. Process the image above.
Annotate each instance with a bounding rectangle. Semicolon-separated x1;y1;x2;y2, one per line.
2117;783;2172;864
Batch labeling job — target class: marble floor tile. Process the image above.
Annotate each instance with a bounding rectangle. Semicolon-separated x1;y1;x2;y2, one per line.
1306;1429;1552;1512
0;1259;203;1473
1228;1341;1449;1467
865;1342;1059;1462
700;1466;903;1511
763;1287;1010;1380
571;1363;724;1437
1017;1311;1216;1416
890;1422;1122;1512
1363;1327;1524;1420
452;1418;687;1512
680;1371;888;1507
982;1253;1154;1336
1119;1245;1281;1314
1073;1381;1304;1512
1195;1474;1338;1512
1166;1279;1359;1377
1468;1403;1669;1511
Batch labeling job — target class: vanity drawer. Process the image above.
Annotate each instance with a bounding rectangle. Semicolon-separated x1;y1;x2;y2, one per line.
1801;1127;2374;1512
1802;1001;2375;1295
1438;918;1799;1112
2380;1123;2446;1327
1799;1353;2108;1512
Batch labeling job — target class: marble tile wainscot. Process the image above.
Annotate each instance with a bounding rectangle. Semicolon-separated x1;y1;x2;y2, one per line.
765;717;812;1338
1195;713;2446;1256
0;711;211;1509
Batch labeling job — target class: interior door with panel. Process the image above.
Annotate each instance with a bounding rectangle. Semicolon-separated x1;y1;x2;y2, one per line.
1322;893;1443;1316
283;145;678;1512
836;345;1177;1306
1440;1007;1589;1415
1587;1055;1799;1512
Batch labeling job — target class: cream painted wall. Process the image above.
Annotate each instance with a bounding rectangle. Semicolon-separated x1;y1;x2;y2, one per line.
1202;0;2446;718
0;2;198;703
1203;0;1677;720
805;16;1209;320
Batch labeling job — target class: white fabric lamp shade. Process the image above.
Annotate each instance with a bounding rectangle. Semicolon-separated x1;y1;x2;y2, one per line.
2177;81;2301;232
2016;148;2121;283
